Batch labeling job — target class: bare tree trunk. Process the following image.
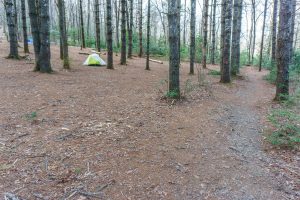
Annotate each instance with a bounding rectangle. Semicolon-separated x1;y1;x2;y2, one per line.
271;0;278;65
28;0;41;70
258;0;267;71
202;0;209;68
210;0;216;64
183;0;187;46
106;0;113;69
58;0;70;69
114;0;120;48
5;0;19;59
168;0;180;97
95;0;101;52
138;0;143;57
120;0;126;64
21;0;29;53
220;0;232;83
38;0;52;73
275;0;295;100
87;0;90;38
251;0;256;64
145;0;150;70
127;0;133;58
231;0;242;75
79;0;85;48
189;0;196;74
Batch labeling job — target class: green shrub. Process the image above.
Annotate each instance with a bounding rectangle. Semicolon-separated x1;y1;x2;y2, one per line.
208;69;221;76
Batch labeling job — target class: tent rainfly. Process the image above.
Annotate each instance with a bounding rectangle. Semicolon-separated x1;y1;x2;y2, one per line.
83;53;106;66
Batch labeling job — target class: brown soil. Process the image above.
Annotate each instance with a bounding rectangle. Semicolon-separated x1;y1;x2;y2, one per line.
0;41;299;200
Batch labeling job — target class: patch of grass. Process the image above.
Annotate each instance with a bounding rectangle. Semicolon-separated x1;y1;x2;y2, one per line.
166;89;180;99
208;70;221;76
267;106;300;148
24;111;37;120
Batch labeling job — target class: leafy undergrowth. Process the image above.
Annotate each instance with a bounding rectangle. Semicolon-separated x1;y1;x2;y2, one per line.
267;90;300;149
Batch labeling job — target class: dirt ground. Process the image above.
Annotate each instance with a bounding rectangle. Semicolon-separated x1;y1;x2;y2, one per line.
0;40;299;200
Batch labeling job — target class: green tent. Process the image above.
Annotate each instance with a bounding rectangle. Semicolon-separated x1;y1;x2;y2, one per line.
83;53;106;66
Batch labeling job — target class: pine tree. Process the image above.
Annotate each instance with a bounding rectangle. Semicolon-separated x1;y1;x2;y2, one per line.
106;0;114;69
5;0;19;59
120;0;126;65
189;0;196;74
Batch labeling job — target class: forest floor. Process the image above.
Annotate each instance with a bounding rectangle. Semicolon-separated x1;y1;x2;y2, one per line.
0;40;299;200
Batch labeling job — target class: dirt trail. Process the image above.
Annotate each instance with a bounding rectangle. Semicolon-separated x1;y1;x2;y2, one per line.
0;42;298;199
208;67;296;200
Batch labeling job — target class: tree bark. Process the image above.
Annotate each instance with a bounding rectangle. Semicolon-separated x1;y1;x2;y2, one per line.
202;0;209;69
21;0;29;53
138;0;143;57
38;0;52;73
27;0;41;70
258;0;267;71
168;0;180;96
183;0;187;46
114;0;120;48
210;0;216;64
220;0;232;83
79;0;85;48
145;0;150;70
189;0;195;74
271;0;278;65
95;0;101;52
275;0;295;100
58;0;70;69
230;0;243;75
250;0;256;64
106;0;114;69
5;0;19;59
128;0;133;58
120;0;126;65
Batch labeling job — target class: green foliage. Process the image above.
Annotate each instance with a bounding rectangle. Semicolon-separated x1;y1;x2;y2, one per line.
267;108;300;148
166;89;180;99
267;89;300;148
240;51;249;66
264;67;277;84
195;35;203;63
25;111;37;120
208;69;221;76
50;29;60;44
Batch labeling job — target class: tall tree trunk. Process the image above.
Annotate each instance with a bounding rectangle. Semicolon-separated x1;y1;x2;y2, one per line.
168;0;180;97
138;0;143;57
79;0;85;48
271;0;278;65
251;0;256;64
21;0;29;53
87;0;90;38
27;0;41;70
120;0;126;64
275;0;295;100
183;0;187;46
202;0;209;68
38;0;52;73
231;0;242;75
220;0;232;83
127;0;133;58
114;0;120;48
95;0;101;52
58;0;70;69
258;0;267;71
145;0;150;70
106;0;114;69
210;0;216;64
5;0;19;59
189;0;196;74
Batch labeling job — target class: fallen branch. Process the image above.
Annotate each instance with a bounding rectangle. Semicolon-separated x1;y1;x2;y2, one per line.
149;59;163;64
78;52;90;55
